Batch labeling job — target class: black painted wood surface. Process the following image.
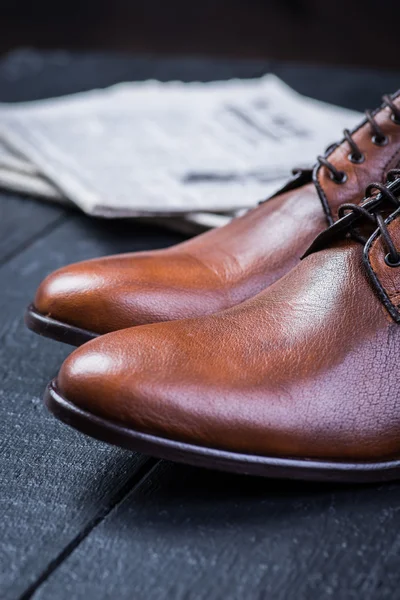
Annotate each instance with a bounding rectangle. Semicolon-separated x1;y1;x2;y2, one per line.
33;463;400;600
0;52;400;600
0;198;180;600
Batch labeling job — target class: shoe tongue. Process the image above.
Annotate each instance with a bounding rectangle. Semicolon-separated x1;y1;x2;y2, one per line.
302;181;400;260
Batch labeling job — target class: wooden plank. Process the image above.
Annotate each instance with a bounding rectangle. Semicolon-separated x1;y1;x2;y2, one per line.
0;193;65;265
0;205;183;600
33;461;400;600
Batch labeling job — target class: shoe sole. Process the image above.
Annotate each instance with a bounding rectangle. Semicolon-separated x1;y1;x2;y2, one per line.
25;303;98;347
44;380;400;483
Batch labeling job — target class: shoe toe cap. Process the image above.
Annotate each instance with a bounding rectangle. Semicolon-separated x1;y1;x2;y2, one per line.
55;323;215;443
33;252;226;336
34;263;102;329
33;260;139;334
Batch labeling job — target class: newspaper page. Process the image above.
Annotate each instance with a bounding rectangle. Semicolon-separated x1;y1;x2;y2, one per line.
0;75;361;221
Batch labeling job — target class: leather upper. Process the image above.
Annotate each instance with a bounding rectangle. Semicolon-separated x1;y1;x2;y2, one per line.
34;93;400;334
34;183;325;332
57;211;400;461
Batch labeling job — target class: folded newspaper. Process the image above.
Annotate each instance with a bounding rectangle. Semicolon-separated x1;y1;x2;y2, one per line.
0;75;361;234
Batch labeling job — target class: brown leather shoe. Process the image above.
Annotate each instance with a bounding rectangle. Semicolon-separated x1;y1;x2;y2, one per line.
45;172;400;482
27;92;400;346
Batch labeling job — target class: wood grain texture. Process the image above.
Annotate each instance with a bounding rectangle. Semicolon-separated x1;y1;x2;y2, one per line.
0;202;182;600
32;461;400;600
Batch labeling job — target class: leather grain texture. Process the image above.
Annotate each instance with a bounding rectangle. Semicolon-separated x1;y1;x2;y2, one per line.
57;233;400;462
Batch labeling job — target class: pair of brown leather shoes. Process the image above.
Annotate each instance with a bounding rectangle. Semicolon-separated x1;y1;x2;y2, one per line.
26;92;400;482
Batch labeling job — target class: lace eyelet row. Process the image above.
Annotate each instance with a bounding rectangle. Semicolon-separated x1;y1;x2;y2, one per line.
345;135;389;169
319;94;400;185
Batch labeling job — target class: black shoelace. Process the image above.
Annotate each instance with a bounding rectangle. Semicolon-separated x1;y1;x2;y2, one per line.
317;94;400;184
336;169;400;267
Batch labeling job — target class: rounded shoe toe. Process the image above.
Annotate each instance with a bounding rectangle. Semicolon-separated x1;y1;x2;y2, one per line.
55;328;173;439
33;258;143;335
32;250;226;337
56;336;126;425
34;263;105;333
54;323;216;443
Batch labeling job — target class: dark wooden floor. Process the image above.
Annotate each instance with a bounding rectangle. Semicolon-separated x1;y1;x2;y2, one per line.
1;52;400;600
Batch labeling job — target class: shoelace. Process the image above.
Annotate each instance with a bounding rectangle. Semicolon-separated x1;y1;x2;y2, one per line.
302;169;400;263
317;94;400;184
337;169;400;266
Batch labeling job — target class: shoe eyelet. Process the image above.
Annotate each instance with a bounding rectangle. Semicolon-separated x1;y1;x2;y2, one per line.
330;171;348;184
384;253;400;268
391;113;400;126
372;134;389;146
348;152;365;164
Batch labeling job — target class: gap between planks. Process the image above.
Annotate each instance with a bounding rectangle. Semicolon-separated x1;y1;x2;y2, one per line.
19;458;161;600
0;213;69;270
